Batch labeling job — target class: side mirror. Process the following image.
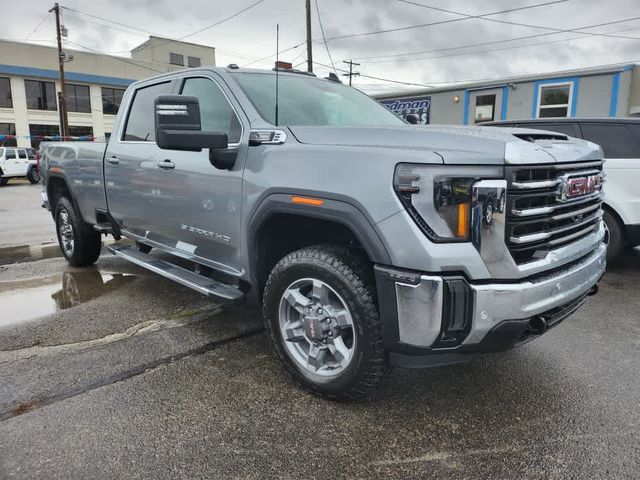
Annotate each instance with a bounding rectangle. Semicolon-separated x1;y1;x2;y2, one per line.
154;95;228;151
405;113;420;125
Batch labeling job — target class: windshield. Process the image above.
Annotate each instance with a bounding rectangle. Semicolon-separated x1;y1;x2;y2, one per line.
231;72;405;127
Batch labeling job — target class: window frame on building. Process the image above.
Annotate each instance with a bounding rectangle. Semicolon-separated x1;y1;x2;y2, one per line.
65;83;92;113
169;52;184;66
474;94;496;124
68;126;94;138
28;124;60;148
0;122;17;146
187;56;201;68
535;81;574;118
0;77;12;109
24;79;57;111
101;87;126;115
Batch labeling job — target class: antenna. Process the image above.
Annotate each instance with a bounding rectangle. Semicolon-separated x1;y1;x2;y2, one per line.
275;24;279;127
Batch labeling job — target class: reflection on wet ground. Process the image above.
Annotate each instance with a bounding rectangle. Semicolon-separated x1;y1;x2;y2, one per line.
0;269;137;326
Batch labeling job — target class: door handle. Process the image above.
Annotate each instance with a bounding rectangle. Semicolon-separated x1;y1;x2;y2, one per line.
106;156;120;165
157;159;175;170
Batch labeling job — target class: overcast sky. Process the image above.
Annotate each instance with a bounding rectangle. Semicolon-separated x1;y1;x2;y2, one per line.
3;0;640;93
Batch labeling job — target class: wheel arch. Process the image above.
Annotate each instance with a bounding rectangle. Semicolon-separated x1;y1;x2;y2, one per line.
46;173;86;223
247;193;391;302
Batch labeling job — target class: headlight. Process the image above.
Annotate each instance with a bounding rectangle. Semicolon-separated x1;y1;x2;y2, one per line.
393;164;501;242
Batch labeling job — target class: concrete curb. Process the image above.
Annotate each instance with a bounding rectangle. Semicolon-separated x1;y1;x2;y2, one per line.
0;238;121;264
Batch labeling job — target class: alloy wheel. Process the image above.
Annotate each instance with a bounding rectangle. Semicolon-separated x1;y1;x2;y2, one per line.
58;208;75;256
278;278;356;377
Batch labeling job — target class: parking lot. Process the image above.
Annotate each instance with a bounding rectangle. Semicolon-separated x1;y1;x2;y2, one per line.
0;182;639;479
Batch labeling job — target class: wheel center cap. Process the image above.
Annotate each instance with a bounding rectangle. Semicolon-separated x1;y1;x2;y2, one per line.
304;316;326;341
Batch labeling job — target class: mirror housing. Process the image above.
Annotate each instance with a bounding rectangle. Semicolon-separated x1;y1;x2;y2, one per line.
154;95;228;151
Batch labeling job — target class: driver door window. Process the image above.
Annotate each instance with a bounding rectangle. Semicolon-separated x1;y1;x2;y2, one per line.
180;77;241;143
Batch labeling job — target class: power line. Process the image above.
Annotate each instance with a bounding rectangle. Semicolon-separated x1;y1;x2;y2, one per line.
25;12;52;41
365;25;640;64
326;0;569;41
63;11;150;38
397;0;640;42
242;42;305;67
314;0;337;75
397;0;569;18
313;61;433;87
353;15;640;61
62;0;266;57
61;7;157;36
63;7;264;61
133;0;267;54
65;40;165;73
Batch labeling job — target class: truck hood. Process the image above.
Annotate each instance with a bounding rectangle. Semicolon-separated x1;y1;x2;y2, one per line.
288;125;603;165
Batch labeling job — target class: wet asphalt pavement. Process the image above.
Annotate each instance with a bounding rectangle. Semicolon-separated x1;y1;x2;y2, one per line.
0;245;639;478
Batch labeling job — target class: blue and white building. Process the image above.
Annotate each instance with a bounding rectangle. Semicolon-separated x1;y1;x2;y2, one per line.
375;63;640;125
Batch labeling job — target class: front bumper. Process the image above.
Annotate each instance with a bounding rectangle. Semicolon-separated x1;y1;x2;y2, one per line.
375;241;606;367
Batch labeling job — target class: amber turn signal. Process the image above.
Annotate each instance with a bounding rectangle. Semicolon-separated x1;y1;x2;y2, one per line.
291;196;324;206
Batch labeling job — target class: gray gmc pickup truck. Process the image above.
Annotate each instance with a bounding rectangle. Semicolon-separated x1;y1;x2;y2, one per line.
41;66;607;400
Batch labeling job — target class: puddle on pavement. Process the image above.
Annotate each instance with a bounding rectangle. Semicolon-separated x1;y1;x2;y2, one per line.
0;269;137;327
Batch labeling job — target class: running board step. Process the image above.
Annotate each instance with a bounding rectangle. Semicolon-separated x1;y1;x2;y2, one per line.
106;244;244;300
93;223;114;234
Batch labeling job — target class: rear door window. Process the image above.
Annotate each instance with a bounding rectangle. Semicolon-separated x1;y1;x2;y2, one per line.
18;150;27;159
122;81;173;142
579;123;640;158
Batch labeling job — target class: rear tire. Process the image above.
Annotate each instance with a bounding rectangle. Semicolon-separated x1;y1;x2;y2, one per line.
262;245;385;401
27;167;40;184
55;196;102;267
0;177;8;186
603;209;624;262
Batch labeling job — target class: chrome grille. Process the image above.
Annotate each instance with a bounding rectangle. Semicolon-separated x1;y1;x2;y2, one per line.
505;161;604;264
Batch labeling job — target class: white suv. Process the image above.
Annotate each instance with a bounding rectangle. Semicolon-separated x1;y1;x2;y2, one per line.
484;118;640;261
0;147;40;186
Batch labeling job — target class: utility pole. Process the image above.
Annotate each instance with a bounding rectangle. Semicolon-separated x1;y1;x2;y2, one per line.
305;0;313;72
49;2;68;138
342;60;360;86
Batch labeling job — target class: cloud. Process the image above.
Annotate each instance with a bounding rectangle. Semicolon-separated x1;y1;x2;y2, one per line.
5;0;640;92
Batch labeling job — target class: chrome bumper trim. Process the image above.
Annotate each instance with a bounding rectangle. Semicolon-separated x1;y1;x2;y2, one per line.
395;276;443;347
463;242;606;345
393;242;606;348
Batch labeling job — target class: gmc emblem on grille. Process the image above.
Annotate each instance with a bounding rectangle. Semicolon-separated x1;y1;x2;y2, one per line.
558;173;602;201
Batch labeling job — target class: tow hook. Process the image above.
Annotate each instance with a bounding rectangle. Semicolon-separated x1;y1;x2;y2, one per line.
588;284;599;296
528;316;548;336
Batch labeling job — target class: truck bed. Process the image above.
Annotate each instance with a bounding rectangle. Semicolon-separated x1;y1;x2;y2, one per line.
42;142;108;225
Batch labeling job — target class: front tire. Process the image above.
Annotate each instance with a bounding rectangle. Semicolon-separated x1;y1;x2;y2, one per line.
263;245;385;400
603;210;624;262
55;197;102;266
